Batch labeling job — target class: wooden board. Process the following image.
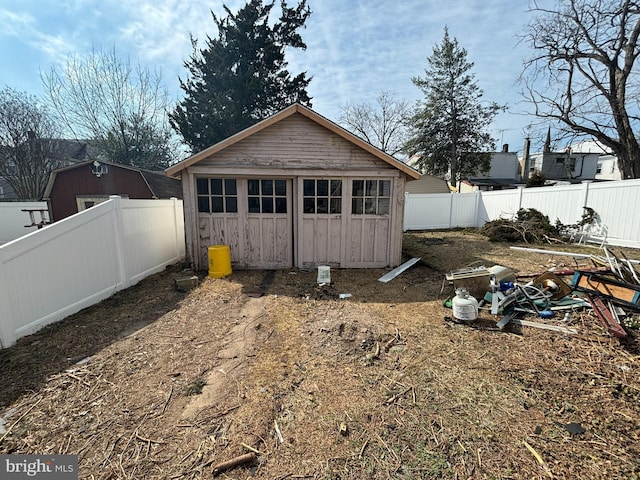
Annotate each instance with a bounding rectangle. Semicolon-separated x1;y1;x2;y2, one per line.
572;271;640;308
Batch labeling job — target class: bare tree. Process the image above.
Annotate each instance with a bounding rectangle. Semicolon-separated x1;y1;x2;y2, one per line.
521;0;640;179
42;47;179;170
340;91;411;157
0;87;62;200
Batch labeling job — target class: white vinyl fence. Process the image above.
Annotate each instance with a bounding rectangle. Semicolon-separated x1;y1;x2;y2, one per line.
0;201;49;245
404;179;640;248
0;196;185;348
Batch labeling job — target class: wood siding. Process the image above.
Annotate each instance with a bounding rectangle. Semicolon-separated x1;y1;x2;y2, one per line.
195;115;392;173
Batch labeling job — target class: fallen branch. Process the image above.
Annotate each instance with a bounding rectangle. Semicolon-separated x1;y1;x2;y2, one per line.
0;397;43;444
161;385;173;415
135;433;166;444
359;439;369;459
385;386;413;405
241;442;263;455
523;440;553;479
274;420;284;444
212;452;256;475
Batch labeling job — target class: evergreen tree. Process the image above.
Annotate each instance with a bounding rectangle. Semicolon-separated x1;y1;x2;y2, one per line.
170;0;312;152
405;28;502;188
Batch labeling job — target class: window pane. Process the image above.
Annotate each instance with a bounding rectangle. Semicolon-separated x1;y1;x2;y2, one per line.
248;179;260;195
331;180;342;196
275;179;287;196
317;179;329;196
262;197;273;213
261;179;273;196
226;197;237;213
197;196;210;213
248;197;260;213
303;197;315;213
378;198;390;214
330;198;342;214
353;180;364;197
275;197;287;213
352;198;363;214
303;179;315;197
365;198;376;214
365;180;376;196
225;179;237;195
317;197;328;214
211;196;224;213
196;178;209;194
210;178;223;195
378;180;390;197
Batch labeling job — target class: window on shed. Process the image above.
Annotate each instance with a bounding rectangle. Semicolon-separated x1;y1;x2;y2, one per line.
351;179;391;215
303;179;342;214
196;178;238;213
247;179;287;214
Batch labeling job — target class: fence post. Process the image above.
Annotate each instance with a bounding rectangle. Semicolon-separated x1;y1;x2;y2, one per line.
517;185;524;211
171;197;181;260
582;180;592;207
474;190;482;227
110;195;129;291
0;254;16;348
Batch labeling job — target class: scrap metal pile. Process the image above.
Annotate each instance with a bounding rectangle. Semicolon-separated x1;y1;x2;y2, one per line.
445;246;640;338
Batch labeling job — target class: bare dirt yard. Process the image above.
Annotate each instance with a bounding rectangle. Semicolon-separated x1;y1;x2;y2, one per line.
1;230;639;480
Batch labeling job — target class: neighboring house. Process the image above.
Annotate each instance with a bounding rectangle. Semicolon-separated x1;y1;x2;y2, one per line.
524;136;602;182
526;150;600;181
43;160;182;221
459;148;522;192
404;174;450;194
166;103;420;271
595;154;621;181
569;139;622;181
0;139;105;200
407;146;522;193
0;177;11;200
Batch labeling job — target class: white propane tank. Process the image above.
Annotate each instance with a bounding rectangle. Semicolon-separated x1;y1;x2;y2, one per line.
452;287;479;321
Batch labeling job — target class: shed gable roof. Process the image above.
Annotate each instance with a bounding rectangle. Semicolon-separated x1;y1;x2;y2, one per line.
166;103;420;179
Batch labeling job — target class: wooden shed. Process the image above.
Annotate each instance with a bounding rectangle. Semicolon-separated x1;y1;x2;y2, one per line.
166;103;420;271
43;160;182;221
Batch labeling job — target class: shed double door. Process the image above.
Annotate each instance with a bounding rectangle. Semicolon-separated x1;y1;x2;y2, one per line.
197;177;292;269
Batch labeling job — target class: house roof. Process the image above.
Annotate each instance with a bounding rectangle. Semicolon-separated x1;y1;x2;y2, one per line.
42;160;182;200
166;103;421;180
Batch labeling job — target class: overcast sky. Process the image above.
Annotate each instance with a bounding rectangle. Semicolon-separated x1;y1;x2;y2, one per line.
0;0;558;154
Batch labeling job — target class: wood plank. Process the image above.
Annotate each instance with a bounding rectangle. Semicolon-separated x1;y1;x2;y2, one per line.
378;258;420;283
511;318;578;334
587;294;627;338
572;270;640;307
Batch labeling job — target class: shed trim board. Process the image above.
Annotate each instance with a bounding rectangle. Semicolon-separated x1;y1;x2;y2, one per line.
169;103;419;271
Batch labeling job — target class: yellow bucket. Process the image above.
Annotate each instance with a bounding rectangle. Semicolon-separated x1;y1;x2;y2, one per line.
208;245;232;278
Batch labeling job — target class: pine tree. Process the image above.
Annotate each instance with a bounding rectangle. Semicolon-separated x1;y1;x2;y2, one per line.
170;0;312;152
405;28;502;188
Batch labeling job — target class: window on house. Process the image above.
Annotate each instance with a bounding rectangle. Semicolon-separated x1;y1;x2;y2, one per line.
196;178;238;213
351;179;391;215
303;179;342;214
248;179;287;214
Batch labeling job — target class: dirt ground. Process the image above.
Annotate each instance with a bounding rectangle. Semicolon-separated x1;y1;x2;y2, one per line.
1;230;639;480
